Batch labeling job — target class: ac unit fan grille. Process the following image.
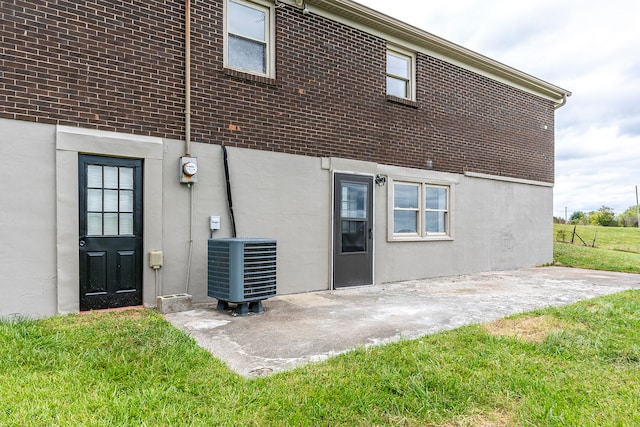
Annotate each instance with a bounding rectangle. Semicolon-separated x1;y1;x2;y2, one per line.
242;242;276;299
208;238;277;303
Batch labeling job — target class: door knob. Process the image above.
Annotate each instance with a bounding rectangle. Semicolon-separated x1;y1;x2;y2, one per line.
79;239;86;247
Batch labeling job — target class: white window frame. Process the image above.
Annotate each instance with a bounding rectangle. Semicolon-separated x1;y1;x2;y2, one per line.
388;179;453;241
392;182;420;236
224;0;276;78
424;185;449;236
386;46;416;101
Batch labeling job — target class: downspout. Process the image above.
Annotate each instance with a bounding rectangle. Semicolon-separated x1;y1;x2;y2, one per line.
554;93;568;110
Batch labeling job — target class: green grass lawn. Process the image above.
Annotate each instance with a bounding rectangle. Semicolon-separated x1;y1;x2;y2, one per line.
554;242;640;273
554;223;640;253
553;224;640;273
2;293;640;426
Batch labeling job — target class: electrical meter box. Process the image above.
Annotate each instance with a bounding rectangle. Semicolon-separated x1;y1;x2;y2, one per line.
179;156;198;184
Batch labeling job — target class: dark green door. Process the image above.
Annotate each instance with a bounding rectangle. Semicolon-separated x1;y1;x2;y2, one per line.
333;173;374;288
79;155;143;311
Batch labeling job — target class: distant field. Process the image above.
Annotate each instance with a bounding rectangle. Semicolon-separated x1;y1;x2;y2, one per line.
553;224;640;253
553;224;640;274
554;242;640;274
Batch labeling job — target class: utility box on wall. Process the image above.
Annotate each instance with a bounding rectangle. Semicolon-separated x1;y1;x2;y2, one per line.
208;238;277;315
179;156;198;184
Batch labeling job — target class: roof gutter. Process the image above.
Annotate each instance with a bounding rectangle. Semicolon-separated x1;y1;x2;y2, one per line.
554;93;569;110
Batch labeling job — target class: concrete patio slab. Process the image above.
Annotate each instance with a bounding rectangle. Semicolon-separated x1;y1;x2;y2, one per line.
164;267;640;377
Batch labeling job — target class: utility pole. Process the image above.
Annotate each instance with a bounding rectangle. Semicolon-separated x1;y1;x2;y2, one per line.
565;206;568;224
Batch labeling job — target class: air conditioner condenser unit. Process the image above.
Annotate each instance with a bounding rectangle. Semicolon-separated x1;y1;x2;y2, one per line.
207;238;277;315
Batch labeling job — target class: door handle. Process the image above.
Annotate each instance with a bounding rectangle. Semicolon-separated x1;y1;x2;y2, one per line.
369;228;373;239
79;239;86;247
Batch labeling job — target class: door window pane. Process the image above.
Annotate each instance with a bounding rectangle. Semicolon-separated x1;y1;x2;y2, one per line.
341;220;366;253
341;183;367;219
119;190;133;212
87;165;102;188
103;213;119;235
87;189;102;211
103;190;119;212
103;167;119;189
87;213;103;236
119;167;133;190
119;214;134;235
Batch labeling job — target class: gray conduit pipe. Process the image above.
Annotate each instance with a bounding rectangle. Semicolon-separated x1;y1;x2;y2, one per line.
184;0;193;294
185;184;194;294
185;0;192;155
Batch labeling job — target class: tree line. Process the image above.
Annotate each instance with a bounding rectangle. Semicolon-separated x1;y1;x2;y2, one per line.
554;205;640;227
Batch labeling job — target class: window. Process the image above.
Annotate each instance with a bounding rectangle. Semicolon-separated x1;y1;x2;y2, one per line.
390;181;451;240
393;183;419;234
386;48;414;100
340;182;369;253
225;0;274;77
86;164;135;236
425;186;448;234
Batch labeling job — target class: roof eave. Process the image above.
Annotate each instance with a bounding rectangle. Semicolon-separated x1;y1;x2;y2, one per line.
303;0;572;103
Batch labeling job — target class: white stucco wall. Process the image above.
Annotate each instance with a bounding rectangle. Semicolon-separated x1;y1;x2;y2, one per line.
160;142;331;302
0;119;553;317
0;119;57;317
373;166;553;283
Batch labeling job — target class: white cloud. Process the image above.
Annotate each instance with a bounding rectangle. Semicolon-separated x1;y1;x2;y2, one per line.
356;0;640;216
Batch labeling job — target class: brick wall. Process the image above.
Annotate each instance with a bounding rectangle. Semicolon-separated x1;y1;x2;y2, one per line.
1;0;555;182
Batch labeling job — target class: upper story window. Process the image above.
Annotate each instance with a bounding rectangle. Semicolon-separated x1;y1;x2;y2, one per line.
225;0;275;78
386;48;415;100
390;180;452;240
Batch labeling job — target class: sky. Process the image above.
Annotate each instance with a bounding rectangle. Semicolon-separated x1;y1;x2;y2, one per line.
355;0;640;219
